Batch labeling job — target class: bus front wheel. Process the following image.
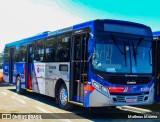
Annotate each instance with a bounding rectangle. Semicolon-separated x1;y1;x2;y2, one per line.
58;84;72;110
16;77;25;94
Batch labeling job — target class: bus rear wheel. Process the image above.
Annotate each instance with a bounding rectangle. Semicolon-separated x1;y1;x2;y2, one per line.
16;77;25;94
58;84;72;110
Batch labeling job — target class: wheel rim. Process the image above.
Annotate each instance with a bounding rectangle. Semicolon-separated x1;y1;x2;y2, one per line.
60;88;67;105
16;78;20;92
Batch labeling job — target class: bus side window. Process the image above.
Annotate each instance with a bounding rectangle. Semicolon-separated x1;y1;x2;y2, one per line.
57;35;71;62
45;37;57;62
19;45;27;62
35;40;45;62
4;47;9;62
14;45;21;62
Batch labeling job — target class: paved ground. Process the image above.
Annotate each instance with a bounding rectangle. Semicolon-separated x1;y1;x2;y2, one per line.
0;82;160;122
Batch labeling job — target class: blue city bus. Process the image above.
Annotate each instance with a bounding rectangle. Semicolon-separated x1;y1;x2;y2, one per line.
153;31;160;101
3;19;154;109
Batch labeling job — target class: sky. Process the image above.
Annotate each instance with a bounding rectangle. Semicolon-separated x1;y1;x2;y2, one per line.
0;0;160;52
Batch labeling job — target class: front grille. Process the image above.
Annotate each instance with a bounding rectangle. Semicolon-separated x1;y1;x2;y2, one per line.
117;95;145;102
108;76;150;85
110;92;149;96
112;93;149;103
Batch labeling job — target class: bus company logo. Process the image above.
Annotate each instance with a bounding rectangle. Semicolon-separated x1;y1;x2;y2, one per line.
49;65;56;69
37;67;44;73
129;86;138;92
124;87;134;92
140;87;149;92
127;80;136;84
129;87;134;92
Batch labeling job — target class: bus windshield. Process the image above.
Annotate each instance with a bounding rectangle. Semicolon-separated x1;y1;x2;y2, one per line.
92;35;152;74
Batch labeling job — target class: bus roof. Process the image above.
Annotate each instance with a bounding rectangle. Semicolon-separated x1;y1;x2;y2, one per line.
153;31;160;37
5;31;49;47
5;19;150;47
5;20;93;47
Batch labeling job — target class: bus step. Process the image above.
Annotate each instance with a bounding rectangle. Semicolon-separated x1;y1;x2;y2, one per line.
26;89;33;92
69;101;83;106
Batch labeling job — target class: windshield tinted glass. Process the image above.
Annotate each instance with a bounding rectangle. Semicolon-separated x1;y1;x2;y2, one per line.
131;41;152;73
92;37;131;73
92;36;152;74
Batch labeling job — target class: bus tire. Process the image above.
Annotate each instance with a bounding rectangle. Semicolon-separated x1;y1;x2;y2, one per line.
58;83;72;110
16;77;25;94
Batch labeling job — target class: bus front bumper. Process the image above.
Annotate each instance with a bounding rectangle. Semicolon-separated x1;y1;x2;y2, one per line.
89;89;154;107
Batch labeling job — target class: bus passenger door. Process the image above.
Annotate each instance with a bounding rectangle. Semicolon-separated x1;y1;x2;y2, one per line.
70;33;89;103
9;48;14;84
26;44;33;89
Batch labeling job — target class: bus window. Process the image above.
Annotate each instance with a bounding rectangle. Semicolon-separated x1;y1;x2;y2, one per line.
14;45;21;62
19;45;27;62
4;47;9;62
35;40;45;62
45;37;57;62
57;35;71;62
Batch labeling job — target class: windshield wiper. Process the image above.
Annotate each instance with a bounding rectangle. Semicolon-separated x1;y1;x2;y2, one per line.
135;37;143;53
123;42;127;66
111;35;127;66
132;42;137;66
132;37;143;66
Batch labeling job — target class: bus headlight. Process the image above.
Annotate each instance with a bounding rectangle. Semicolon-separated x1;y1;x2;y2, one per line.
93;82;100;89
101;86;109;96
92;79;110;97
